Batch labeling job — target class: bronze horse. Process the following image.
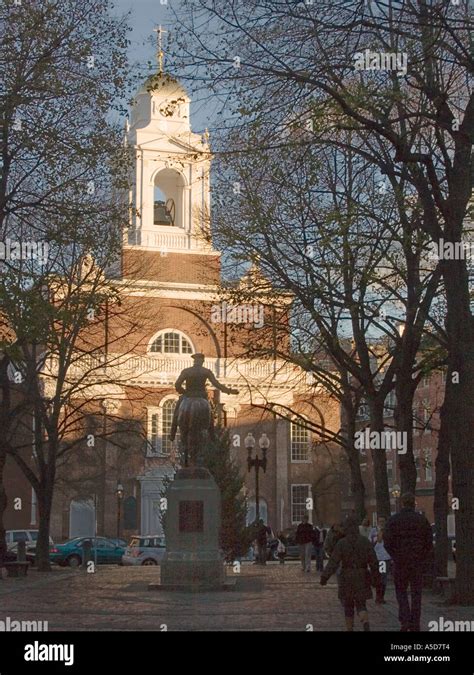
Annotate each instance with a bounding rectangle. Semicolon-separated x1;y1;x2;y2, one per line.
176;396;212;467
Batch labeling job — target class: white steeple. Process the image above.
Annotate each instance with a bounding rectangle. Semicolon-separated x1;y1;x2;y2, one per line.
125;39;214;256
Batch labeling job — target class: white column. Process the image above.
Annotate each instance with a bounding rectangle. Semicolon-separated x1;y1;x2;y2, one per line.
275;418;289;530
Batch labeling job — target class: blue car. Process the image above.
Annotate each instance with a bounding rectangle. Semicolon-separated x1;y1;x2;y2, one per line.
50;537;125;567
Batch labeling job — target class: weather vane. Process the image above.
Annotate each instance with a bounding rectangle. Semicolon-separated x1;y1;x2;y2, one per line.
153;25;168;74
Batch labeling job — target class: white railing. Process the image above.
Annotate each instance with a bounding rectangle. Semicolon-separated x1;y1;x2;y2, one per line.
47;353;311;389
126;228;213;252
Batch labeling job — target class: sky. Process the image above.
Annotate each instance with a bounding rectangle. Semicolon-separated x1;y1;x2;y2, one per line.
112;0;212;133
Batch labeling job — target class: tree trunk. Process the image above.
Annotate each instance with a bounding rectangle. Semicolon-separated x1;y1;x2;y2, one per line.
443;261;474;603
36;475;55;572
394;378;417;494
0;450;7;570
434;395;450;579
369;403;391;519
98;413;107;535
347;447;366;521
0;357;11;571
341;396;366;521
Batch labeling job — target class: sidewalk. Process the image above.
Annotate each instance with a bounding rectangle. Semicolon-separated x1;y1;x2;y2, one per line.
0;561;471;631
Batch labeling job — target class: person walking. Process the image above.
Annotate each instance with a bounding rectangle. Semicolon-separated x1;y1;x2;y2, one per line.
312;525;324;572
324;522;345;558
383;492;433;632
320;516;381;632
323;522;345;600
359;516;372;539
276;532;287;564
370;516;386;544
255;519;270;565
296;515;314;572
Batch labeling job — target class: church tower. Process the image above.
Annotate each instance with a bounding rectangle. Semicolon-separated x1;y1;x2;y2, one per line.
122;67;220;286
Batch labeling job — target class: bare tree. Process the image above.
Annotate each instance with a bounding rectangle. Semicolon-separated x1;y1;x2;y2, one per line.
174;0;473;599
0;0;137;569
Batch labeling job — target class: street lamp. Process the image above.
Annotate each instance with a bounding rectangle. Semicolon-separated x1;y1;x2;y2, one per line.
116;483;124;540
391;484;401;513
246;432;269;523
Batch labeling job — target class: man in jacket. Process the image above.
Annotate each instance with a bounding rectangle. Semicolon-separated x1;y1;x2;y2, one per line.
320;517;381;632
296;515;314;572
384;492;433;632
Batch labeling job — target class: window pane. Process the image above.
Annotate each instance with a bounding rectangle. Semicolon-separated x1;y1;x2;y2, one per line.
181;336;193;353
425;449;433;482
149;413;159;455
164;332;180;353
13;532;28;542
291;485;310;523
291;422;309;461
150;335;162;353
161;399;177;455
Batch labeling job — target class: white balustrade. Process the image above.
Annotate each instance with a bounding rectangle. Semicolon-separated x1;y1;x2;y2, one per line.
45;353;309;389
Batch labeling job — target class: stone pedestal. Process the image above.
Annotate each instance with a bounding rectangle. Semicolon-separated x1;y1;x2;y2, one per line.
153;467;228;591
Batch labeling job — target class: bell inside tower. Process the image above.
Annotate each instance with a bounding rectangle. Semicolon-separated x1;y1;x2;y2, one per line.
153;168;185;229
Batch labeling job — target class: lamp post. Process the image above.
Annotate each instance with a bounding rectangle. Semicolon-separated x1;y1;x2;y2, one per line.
246;432;270;523
116;483;124;540
391;484;401;513
99;399;108;536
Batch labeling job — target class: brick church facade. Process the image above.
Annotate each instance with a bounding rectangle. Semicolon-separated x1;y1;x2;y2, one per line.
4;70;341;542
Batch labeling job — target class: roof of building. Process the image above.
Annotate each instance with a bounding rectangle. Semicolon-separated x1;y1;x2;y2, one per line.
139;72;189;99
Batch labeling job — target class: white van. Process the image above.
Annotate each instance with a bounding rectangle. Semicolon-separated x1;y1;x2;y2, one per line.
6;530;54;563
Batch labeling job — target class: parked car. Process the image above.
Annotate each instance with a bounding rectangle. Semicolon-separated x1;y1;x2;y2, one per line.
6;530;54;565
122;535;166;566
49;537;125;567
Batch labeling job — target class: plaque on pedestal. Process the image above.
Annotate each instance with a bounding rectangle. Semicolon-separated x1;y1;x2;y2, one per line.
150;467;233;591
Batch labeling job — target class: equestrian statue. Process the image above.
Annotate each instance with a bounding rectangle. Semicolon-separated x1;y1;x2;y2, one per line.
169;353;238;467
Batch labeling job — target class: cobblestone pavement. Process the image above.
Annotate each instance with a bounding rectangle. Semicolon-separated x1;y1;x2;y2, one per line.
0;561;472;631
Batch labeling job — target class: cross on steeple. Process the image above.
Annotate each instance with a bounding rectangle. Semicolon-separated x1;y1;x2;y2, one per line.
153;25;168;74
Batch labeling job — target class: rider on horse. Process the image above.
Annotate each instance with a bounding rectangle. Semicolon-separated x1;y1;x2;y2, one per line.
169;353;238;442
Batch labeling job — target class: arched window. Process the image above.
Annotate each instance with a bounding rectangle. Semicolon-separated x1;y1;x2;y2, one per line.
149;330;193;355
290;419;311;462
147;398;179;457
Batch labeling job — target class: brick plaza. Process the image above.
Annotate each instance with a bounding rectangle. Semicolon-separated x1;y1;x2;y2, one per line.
0;562;471;632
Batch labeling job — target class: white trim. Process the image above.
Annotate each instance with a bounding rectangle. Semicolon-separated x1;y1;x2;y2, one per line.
122;243;219;257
